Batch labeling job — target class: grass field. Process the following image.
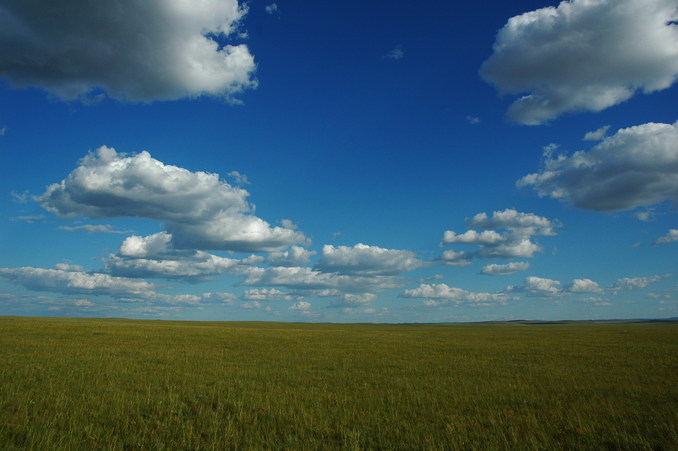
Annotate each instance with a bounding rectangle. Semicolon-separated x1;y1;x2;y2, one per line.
1;317;677;450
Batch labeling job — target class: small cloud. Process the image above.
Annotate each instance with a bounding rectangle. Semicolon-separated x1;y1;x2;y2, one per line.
611;275;663;291
265;3;278;15
633;210;655;222
10;191;31;203
583;125;611;141
11;215;46;224
480;262;530;276
466;116;481;125
59;224;130;234
289;301;311;311
0;127;6;136
227;170;250;186
654;229;678;246
383;45;404;61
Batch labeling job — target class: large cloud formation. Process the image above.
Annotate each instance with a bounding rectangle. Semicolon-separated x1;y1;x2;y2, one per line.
518;121;678;211
480;0;678;124
40;147;307;252
0;0;256;102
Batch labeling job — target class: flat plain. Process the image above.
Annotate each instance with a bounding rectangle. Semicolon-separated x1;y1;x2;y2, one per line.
1;316;677;449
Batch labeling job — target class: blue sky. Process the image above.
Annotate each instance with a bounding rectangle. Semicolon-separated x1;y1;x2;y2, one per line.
1;0;677;322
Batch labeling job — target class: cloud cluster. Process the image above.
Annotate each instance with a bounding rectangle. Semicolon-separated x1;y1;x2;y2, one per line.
402;283;511;306
242;288;302;302
518;121;678;212
41;147;307;252
316;243;423;275
0;266;154;296
267;246;316;267
236;265;400;294
0;0;256;102
440;209;559;263
480;0;678;124
611;276;662;291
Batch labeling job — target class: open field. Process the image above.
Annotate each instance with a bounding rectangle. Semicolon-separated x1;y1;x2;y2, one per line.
1;317;677;449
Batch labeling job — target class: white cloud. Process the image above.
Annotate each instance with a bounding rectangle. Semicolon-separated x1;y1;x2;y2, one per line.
315;243;423;275
467;209;558;236
480;0;678;124
518;121;678;212
242;288;302;302
267;246;316;267
265;3;278;15
40;147;307;252
654;229;678;245
235;265;400;294
59;224;129;234
505;276;562;297
440;209;559;261
402;283;510;306
106;232;255;279
442;230;504;245
566;278;602;293
0;0;256;102
329;293;377;308
383;45;404;61
289;301;311;311
437;250;473;267
611;275;662;290
201;292;237;305
11;215;45;224
583;125;611;142
480;262;530;276
634;210;656;222
0;266;154;296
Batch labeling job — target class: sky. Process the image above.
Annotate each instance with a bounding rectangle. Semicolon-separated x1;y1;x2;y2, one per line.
0;0;677;323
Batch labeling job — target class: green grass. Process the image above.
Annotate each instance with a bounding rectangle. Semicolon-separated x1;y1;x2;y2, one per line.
1;317;677;449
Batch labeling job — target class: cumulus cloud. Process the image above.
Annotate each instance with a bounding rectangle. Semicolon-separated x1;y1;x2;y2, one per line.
505;276;562;297
654;229;678;245
267;246;316;267
0;266;154;296
0;0;256;102
583;125;611;142
328;293;377;308
106;231;261;279
467;209;558;236
242;288;302;302
442;230;504;245
440;209;559;261
518;121;678;212
480;262;530;276
315;243;423;275
40;147;307;252
402;283;511;306
437;250;473;267
289;301;311;311
235;265;400;294
611;275;663;290
566;278;603;293
265;3;278;15
480;0;678;124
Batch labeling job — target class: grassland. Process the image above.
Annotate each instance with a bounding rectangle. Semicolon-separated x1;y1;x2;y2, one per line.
0;317;677;450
